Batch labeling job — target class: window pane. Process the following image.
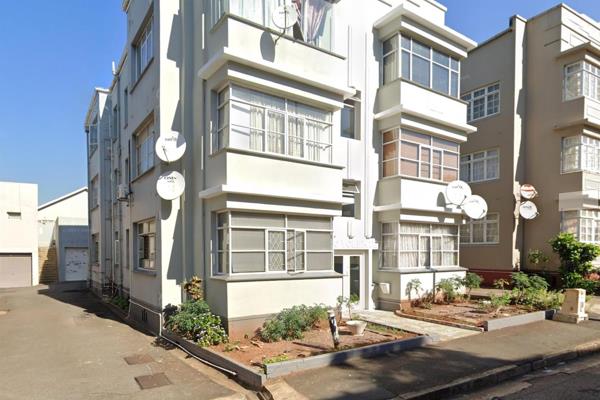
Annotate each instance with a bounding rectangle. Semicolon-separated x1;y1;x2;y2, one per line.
401;50;410;79
401;159;418;176
401;142;419;159
433;50;449;66
472;160;485;181
444;153;459;168
306;232;332;251
231;252;265;273
412;55;430;87
486;157;499;179
383;161;397;177
307;252;332;271
432;64;449;94
472;223;484;243
231;229;265;250
413;40;430;58
399;252;419;267
383;142;397;161
384;54;398;83
451;72;459;97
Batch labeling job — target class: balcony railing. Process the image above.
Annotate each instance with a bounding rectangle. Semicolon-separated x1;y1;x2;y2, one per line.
210;0;334;51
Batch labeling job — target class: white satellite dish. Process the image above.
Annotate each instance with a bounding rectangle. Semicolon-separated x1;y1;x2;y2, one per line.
520;184;538;200
446;180;472;206
272;3;298;29
156;171;185;200
156;132;186;163
462;195;488;220
519;201;539;220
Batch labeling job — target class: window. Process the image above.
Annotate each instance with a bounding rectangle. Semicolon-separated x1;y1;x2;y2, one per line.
123;88;128;128
92;234;99;264
564;61;600;101
135;120;155;176
382;34;460;97
111;105;119;140
381;223;459;269
342;180;360;218
215;86;333;163
460;149;499;183
214;212;333;275
461;83;500;122
6;212;21;220
561;210;600;243
133;17;153;82
382;128;459;182
341;94;361;140
136;219;156;270
91;176;99;207
562;135;600;173
112;168;119;202
461;214;499;244
114;231;120;266
125;229;130;269
88;118;98;155
211;0;333;51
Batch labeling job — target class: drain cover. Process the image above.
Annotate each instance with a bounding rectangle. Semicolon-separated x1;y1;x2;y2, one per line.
135;373;172;390
124;354;154;365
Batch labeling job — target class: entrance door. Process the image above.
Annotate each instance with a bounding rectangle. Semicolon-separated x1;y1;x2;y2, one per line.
334;254;365;310
0;254;32;288
64;248;89;281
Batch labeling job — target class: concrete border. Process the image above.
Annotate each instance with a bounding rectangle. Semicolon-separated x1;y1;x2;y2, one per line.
484;310;548;331
398;339;600;400
264;335;433;378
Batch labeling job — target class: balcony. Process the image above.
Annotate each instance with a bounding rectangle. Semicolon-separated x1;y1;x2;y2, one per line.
376;79;474;133
559;190;600;211
202;3;351;96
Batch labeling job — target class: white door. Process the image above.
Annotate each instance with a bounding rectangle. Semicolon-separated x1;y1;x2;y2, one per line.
334;254;365;310
64;248;89;281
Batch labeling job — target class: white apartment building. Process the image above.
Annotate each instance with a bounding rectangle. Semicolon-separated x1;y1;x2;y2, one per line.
85;0;476;336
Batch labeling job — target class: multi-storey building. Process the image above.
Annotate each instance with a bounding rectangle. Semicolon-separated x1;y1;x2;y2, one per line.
461;4;600;283
84;0;475;336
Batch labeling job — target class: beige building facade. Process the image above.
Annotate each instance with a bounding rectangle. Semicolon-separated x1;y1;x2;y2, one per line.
461;4;600;283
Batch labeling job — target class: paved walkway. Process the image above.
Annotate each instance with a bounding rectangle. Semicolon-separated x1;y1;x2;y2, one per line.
282;319;600;400
0;283;254;400
354;309;480;341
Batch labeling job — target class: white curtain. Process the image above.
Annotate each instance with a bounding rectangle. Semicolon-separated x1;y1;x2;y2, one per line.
267;111;285;154
288;116;304;158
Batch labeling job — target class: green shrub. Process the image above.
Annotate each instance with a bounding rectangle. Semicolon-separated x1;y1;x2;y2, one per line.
164;300;228;347
405;278;423;304
110;295;129;311
260;304;328;342
461;273;482;301
436;278;463;303
549;233;600;289
486;293;512;315
183;276;203;301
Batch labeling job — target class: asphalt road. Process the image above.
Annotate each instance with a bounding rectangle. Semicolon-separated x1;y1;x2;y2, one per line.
451;353;600;400
0;283;254;400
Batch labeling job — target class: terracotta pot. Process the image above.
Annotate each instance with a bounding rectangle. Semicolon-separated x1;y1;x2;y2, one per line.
346;320;367;336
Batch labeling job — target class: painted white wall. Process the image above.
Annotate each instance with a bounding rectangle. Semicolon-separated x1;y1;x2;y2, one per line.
38;189;88;221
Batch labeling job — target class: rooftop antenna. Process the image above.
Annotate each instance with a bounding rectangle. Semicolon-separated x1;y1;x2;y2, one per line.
111;61;117;75
272;1;298;45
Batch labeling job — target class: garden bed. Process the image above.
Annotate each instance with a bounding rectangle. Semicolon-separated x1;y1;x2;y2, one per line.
397;301;541;331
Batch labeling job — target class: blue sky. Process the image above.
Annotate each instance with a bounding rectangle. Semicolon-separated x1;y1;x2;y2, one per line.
2;1;600;204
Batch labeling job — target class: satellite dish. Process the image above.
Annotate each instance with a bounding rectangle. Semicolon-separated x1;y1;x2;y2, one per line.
156;171;185;200
272;3;298;29
446;180;472;206
520;184;538;200
156;133;186;163
519;201;539;220
462;195;488;219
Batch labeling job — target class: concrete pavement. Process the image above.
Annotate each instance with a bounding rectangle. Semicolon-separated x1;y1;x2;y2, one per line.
0;283;255;400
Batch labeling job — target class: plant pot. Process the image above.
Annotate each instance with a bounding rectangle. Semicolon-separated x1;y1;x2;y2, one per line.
346;320;367;336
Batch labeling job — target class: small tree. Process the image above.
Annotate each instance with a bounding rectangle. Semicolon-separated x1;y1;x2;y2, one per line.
549;233;600;288
461;272;482;301
405;278;423;305
337;294;360;320
436;278;462;304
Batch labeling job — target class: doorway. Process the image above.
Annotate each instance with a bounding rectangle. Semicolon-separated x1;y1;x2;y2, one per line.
334;253;366;310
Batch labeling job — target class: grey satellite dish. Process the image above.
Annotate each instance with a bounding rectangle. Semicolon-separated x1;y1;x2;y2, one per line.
462;195;488;220
272;3;298;29
156;132;186;163
156;171;185;200
519;201;539;220
445;180;472;206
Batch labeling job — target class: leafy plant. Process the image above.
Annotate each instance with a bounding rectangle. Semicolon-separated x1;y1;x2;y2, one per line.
436;278;463;303
110;295;129;311
260;304;328;342
405;278;423;305
493;278;510;291
164;300;228;347
183;276;203;301
461;272;482;301
528;249;550;268
549;233;600;289
263;353;289;364
486;293;512;315
337;294;360;320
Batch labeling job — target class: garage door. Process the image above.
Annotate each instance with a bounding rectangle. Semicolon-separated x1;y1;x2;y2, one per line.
64;248;88;281
0;254;32;288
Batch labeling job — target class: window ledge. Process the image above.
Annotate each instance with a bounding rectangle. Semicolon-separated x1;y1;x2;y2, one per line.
210;270;341;282
210;147;345;170
133;267;157;276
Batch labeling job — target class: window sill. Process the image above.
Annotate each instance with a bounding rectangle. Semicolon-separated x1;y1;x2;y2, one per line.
210;270;341;282
133;267;157;276
378;266;467;274
382;78;466;104
378;174;454;186
131;165;155;184
130;57;154;94
209;147;345;170
461;242;499;247
467;112;500;124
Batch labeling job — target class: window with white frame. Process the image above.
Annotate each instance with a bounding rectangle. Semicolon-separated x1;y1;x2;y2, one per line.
562;135;600;173
381;222;459;269
342;180;360;218
461;213;499;244
133;17;153;82
382;34;460;97
341;94;361;140
564;61;600;101
460;149;499;183
461;83;500;122
561;210;600;243
135;120;155;176
214;212;333;275
382;128;460;182
215;86;333;163
91;176;99;207
136;219;156;269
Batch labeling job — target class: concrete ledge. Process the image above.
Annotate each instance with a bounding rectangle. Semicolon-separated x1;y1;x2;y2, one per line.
484;310;547;331
265;336;433;378
162;330;266;390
